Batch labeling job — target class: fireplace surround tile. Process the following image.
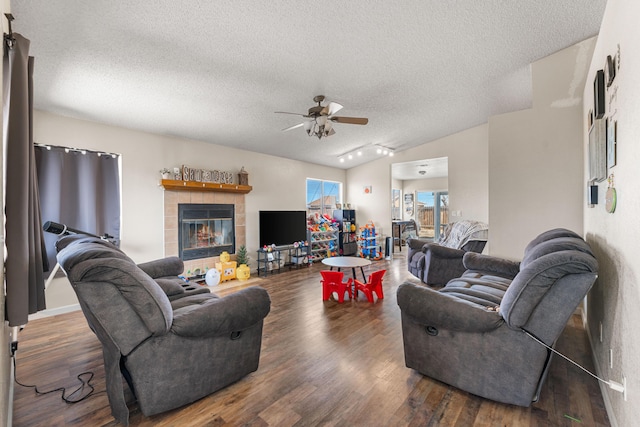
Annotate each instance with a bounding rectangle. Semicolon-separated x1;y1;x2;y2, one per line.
163;189;246;274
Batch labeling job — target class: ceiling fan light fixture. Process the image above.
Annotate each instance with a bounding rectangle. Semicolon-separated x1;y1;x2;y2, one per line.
323;120;333;137
277;96;368;140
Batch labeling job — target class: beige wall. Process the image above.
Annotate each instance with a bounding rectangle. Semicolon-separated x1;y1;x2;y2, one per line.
34;110;346;310
488;37;596;259
402;177;448;196
347;124;489;241
583;0;640;425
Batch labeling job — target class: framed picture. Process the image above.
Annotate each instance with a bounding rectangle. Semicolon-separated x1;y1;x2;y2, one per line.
594;70;605;119
589;119;607;182
336;203;342;210
404;193;414;216
607;118;617;169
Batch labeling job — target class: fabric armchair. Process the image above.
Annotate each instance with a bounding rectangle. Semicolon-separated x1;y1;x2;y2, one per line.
56;235;271;426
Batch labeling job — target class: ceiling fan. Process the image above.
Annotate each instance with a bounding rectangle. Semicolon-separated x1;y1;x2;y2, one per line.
275;95;368;139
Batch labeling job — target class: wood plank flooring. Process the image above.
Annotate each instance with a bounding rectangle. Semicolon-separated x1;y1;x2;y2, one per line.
12;254;610;426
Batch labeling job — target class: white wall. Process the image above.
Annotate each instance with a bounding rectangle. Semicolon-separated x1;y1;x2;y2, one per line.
347;124;489;242
583;1;640;425
488;37;596;259
34;110;346;309
402;177;448;196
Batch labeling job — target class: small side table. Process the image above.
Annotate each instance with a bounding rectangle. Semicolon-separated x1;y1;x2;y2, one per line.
321;256;371;282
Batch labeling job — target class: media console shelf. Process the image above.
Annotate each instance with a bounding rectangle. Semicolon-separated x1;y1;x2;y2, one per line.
256;245;310;277
160;179;252;194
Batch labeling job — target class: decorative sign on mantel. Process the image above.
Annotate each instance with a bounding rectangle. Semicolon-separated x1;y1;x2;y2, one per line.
180;165;235;184
160;165;251;194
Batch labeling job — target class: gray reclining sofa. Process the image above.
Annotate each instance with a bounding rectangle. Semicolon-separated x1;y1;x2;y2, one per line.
56;234;271;425
407;220;488;286
397;228;598;406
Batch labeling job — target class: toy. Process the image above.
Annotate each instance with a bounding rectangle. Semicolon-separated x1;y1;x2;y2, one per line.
205;268;220;286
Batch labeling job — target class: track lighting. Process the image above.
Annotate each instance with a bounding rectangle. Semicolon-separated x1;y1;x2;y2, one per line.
337;144;395;163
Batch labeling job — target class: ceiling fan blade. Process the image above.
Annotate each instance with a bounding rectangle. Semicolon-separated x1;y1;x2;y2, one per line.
330;116;368;125
275;111;307;116
321;101;344;116
282;123;305;132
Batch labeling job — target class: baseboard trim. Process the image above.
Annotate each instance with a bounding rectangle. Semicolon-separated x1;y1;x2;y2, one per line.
28;304;81;320
581;310;619;427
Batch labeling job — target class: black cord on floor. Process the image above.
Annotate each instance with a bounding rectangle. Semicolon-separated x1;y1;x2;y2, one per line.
12;355;97;404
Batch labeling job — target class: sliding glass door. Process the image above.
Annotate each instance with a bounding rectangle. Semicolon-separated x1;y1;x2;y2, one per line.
415;191;449;240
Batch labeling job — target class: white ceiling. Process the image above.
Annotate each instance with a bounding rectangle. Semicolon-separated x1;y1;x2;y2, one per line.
11;1;606;169
392;157;448;181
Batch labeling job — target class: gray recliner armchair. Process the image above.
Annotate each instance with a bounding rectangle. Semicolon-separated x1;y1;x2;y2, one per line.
56;235;271;426
397;228;598;406
407;220;488;286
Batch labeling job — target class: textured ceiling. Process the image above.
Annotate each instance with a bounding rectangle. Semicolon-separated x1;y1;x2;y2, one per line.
12;1;606;170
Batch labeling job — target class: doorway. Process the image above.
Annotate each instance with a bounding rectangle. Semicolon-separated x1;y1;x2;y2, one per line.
391;156;448;239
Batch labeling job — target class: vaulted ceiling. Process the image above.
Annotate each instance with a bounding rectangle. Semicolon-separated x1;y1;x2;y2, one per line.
12;1;607;169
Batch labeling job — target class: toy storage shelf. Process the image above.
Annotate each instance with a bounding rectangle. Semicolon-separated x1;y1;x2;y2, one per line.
308;230;338;262
160;179;252;194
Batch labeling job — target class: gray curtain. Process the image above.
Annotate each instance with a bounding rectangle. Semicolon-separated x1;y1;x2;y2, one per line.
3;33;46;326
35;146;121;274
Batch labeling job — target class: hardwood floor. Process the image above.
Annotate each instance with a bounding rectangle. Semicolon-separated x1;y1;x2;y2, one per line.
12;254;610;426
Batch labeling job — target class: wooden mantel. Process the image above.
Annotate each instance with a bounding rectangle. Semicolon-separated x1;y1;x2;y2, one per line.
160;179;252;194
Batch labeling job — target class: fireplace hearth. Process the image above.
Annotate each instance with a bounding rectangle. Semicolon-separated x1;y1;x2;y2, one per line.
178;203;235;261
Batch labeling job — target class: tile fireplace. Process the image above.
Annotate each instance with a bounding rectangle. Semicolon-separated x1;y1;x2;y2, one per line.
163;188;246;275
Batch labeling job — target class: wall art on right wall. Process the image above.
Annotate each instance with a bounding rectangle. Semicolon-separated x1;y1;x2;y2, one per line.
607;118;617;169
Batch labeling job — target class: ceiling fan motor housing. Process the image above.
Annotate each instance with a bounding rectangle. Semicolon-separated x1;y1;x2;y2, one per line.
308;105;324;116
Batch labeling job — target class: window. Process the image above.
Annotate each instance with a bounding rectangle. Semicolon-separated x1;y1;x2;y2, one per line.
391;188;401;220
306;178;342;217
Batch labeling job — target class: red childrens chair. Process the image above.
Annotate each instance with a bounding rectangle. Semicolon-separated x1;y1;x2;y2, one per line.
354;269;386;302
320;270;353;303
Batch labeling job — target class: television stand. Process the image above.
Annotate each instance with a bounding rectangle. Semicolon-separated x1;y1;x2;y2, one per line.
256;244;310;277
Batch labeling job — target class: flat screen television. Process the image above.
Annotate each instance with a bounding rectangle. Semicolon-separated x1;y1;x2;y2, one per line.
259;210;307;247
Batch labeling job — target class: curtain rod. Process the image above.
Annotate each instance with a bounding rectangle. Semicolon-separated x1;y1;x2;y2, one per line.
4;13;15;48
35;142;120;159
